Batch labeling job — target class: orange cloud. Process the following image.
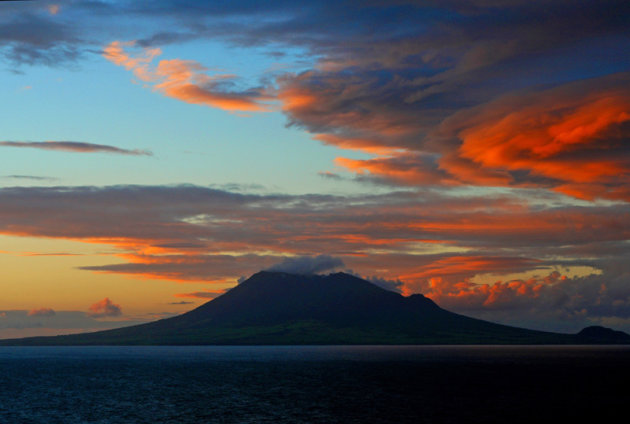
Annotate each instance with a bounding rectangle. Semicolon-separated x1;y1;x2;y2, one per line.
102;41;161;82
284;68;630;201
28;307;56;317
87;298;122;318
47;4;60;15
399;256;542;287
154;59;269;111
448;78;630;199
422;271;566;311
335;155;447;186
103;41;272;112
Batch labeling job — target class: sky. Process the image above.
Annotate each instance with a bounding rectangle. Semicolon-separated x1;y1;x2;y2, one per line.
1;0;629;338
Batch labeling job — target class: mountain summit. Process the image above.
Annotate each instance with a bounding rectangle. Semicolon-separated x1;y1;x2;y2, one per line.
2;271;628;345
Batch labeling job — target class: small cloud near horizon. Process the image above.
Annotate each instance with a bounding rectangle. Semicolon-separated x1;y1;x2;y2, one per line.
87;298;122;318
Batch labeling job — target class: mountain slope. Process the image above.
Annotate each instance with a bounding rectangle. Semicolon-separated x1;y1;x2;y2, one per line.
1;272;628;345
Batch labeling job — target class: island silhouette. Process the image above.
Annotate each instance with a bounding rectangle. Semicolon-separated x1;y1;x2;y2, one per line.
1;271;628;345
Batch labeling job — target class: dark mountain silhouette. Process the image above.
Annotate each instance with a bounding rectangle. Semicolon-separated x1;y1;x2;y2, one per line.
1;271;628;345
576;326;630;343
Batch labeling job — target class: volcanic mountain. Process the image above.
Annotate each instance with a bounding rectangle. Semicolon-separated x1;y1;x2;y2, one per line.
2;271;628;345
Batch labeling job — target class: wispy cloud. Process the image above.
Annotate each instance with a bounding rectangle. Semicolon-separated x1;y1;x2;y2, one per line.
174;291;223;299
0;141;152;156
1;175;58;181
103;40;273;112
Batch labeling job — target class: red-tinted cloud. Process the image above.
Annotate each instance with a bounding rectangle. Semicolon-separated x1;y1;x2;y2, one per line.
283;72;630;201
87;298;122;318
0;185;629;331
422;271;566;311
103;41;272;112
28;308;56;317
440;74;630;200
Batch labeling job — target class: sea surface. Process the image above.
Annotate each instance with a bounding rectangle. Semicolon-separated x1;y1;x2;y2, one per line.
0;345;628;423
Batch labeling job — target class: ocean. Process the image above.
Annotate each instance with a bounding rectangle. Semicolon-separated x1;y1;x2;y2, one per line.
0;345;628;423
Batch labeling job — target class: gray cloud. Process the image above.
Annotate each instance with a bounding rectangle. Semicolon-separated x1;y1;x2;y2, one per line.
267;255;345;275
365;276;404;293
1;175;58;181
0;10;83;67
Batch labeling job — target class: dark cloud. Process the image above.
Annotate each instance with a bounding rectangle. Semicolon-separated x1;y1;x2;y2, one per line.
174;291;222;299
0;10;83;67
0;141;152;156
363;275;404;293
168;301;195;305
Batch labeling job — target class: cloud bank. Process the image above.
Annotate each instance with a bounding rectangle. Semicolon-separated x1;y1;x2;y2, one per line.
0;184;628;332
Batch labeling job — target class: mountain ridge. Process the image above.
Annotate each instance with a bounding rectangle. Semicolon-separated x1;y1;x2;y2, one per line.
1;271;628;345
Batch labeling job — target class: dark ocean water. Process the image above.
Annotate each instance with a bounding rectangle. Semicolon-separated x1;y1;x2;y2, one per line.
0;345;628;423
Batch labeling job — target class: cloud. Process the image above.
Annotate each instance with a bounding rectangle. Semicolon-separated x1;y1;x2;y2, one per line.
265;2;630;201
0;183;628;331
168;301;195;305
267;254;345;275
363;275;404;293
174;291;223;299
87;298;122;318
27;308;56;317
103;41;273;112
5;1;627;201
1;175;57;181
48;4;60;16
0;141;152;156
317;171;343;181
0;9;83;67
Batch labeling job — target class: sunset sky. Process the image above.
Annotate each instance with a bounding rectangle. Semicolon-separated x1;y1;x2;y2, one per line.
1;0;629;338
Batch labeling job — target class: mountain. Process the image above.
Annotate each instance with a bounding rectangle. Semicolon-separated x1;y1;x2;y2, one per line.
1;271;628;345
